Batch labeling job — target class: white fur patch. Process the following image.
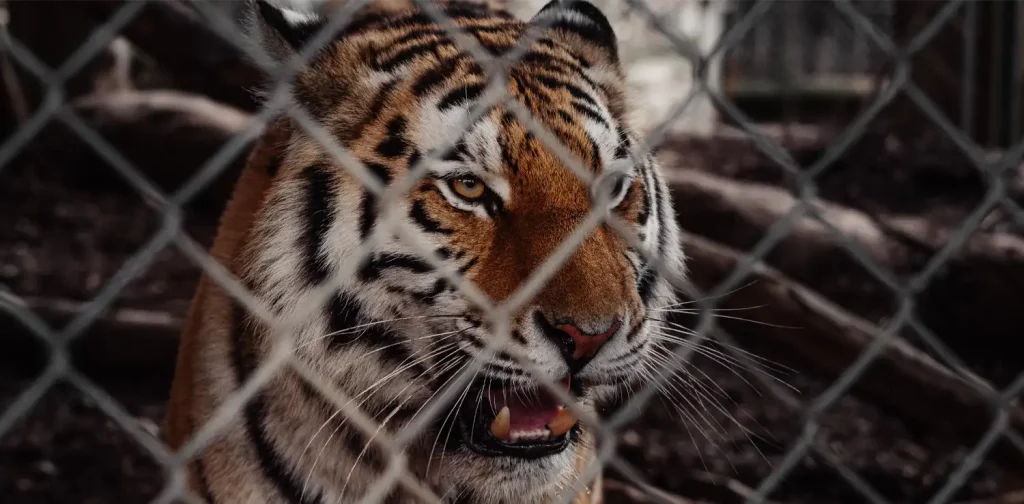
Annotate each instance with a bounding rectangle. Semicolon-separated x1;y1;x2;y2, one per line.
264;0;324;24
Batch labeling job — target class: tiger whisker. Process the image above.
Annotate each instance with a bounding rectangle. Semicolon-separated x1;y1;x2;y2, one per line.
642;355;730;437
469;377;488;448
299;340;463;496
645;345;776;466
336;348;466;502
337;402;406;503
651;323;799;381
652;318;796;371
647;311;801;331
298;314;468;350
425;354;476;475
434;361;480;472
353;328;468;360
649;280;760;311
337;346;469;502
650;304;770;313
647;347;746;431
650;331;793;395
635;359;714;472
647;336;738;401
639;356;744;472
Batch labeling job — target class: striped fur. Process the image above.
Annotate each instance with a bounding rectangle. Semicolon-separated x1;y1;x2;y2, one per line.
164;1;685;503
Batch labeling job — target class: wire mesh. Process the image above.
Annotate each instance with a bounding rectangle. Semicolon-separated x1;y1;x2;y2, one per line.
1;0;1023;503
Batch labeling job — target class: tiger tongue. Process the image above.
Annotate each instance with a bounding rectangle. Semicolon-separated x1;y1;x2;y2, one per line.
487;390;561;432
486;377;572;435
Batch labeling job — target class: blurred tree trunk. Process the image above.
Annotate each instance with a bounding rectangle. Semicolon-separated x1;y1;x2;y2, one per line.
1;0;260;141
71;0;263;111
2;1;130;137
888;0;1023;149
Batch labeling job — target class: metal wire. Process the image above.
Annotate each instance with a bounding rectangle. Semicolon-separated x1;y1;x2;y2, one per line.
1;1;1022;503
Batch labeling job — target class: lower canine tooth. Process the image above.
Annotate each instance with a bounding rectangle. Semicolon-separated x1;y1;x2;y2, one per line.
491;406;510;440
547;407;576;436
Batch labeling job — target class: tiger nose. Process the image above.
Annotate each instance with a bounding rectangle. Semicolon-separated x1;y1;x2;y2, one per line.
535;312;622;372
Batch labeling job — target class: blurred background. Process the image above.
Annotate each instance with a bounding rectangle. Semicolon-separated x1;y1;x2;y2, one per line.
2;0;1024;503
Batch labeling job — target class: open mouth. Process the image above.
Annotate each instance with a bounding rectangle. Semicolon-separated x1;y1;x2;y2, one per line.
457;375;583;459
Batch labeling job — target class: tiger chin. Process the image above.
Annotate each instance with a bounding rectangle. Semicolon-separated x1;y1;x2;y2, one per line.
163;1;685;503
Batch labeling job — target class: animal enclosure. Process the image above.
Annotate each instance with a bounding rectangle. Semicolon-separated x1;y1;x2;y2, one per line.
2;0;1024;503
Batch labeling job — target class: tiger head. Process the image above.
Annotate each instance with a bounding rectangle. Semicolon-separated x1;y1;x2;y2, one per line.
243;0;684;501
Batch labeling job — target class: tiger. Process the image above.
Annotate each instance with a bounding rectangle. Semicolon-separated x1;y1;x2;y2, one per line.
163;0;685;503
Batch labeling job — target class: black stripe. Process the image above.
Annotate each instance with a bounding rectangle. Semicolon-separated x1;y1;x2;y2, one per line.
341;421;387;472
557;109;574;124
586;133;602;171
440;141;473;163
412;56;466;97
319;296;398;471
421;278;450;302
271;4;515;54
615;129;631;161
512;71;554;102
349;6;514;38
539;1;618;56
376;39;451;72
612;173;627;200
458;257;479;275
299;164;334;286
499;135;522;175
536;38;556;50
479;39;515;56
256;1;325;50
637;266;657;305
572;102;610;130
325;292;425;375
230;303;324;504
359;162;392;240
265;154;282;177
511;329;527;345
345;80;395;142
519;50;587;78
610;340;648;363
499;110;516;127
451;487;476;504
192;456;217;504
390;277;449;305
534;74;599;108
377;116;410;159
410;199;454;234
326;292;361;350
358;253;433;282
373;23;517;72
389;28;448;52
438;82;485;111
624;319;645;343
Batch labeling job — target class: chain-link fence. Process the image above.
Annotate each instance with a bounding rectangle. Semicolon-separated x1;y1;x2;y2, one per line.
2;0;1024;503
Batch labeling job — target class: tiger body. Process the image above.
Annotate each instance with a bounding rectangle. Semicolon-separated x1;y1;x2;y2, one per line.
164;1;685;503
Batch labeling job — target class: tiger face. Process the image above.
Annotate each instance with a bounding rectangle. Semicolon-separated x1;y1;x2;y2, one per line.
243;1;684;501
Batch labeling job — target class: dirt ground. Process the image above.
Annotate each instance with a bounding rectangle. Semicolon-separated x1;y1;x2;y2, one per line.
1;126;1022;503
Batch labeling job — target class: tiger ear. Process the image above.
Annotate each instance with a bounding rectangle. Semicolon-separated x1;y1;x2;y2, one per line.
528;1;621;70
246;0;327;62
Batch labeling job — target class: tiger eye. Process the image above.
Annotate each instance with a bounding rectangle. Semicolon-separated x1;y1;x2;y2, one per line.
452;177;486;199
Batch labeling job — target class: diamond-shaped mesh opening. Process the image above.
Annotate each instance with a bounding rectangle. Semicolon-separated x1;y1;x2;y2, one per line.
0;379;166;503
722;0;895;127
